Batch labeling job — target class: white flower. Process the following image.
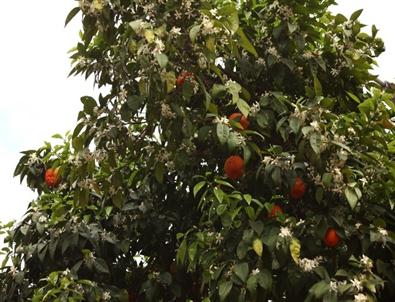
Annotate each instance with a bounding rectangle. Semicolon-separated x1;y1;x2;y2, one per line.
27;153;39;165
118;88;128;101
378;227;388;237
355;223;362;229
298;256;323;272
210;8;218;17
348;127;356;135
296;219;305;226
102;291;111;301
360;255;373;270
213;116;229;125
310;121;320;131
235;132;247;146
257;57;265;65
9;266;17;277
198;55;207;69
201;16;219;35
267;46;279;58
279;227;293;239
153;38;165;54
215;233;224;244
38;216;48;224
251;268;260;276
160;103;176;119
351;278;363;292
360;178;368;187
62;269;71;276
329;281;338;293
354;293;368;302
262;156;273;165
250;102;261;115
170;26;182;36
332;168;343;184
84;251;96;265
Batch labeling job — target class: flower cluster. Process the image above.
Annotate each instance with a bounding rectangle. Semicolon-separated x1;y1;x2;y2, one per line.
298;256;323;272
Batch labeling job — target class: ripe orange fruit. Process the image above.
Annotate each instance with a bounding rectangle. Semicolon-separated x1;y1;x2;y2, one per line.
324;228;341;248
224;155;244;180
268;204;283;218
44;168;60;188
229;112;249;130
176;71;194;87
290;176;306;200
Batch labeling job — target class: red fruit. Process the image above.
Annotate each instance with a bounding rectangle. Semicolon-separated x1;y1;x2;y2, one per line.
44;168;60;188
224;155;244;180
268;204;283;218
176;71;194;87
324;228;341;248
290;176;306;200
229;112;249;130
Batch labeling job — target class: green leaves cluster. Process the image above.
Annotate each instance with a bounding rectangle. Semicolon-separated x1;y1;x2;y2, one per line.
2;0;395;301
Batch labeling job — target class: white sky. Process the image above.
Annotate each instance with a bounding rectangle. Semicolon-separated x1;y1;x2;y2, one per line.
0;1;394;225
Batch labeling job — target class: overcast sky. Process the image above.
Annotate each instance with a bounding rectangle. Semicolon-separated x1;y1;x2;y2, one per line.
0;1;394;225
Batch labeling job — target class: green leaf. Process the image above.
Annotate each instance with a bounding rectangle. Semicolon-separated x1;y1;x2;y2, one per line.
193;181;206;197
155;53;168;68
346;91;361;103
154;163;165;184
237;28;258;57
188;242;198;262
217;123;230;145
214;187;225;203
177;239;187;264
345;187;358;209
219;281;233;301
289;116;302;134
350;9;363;21
65;7;80;26
313;75;323;96
237;241;248;259
257;270;272;290
189;25;201;43
94;258;110;274
80;96;96;115
250;221;264;235
237;99;250;117
287;22;298;34
335;14;347;24
309;280;330;298
310;132;322;154
234;262;249;283
129;19;143;32
243;194;252;205
221;4;239;34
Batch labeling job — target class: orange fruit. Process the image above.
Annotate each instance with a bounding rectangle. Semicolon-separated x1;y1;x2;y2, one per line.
268;204;283;218
324;228;341;248
176;71;194;87
44;168;60;188
229;112;249;130
224;155;244;180
290;176;306;200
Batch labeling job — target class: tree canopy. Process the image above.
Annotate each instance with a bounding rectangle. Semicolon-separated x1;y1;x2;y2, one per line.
1;0;395;301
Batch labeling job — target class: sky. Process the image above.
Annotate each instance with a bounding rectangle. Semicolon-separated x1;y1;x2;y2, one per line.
0;1;394;225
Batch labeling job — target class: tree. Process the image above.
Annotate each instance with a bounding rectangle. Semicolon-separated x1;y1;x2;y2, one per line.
1;0;395;301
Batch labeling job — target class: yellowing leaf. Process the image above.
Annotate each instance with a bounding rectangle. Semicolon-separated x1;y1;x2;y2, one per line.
289;238;301;264
252;238;263;257
144;29;155;43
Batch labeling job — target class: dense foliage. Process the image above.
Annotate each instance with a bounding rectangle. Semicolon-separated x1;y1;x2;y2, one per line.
2;0;395;301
